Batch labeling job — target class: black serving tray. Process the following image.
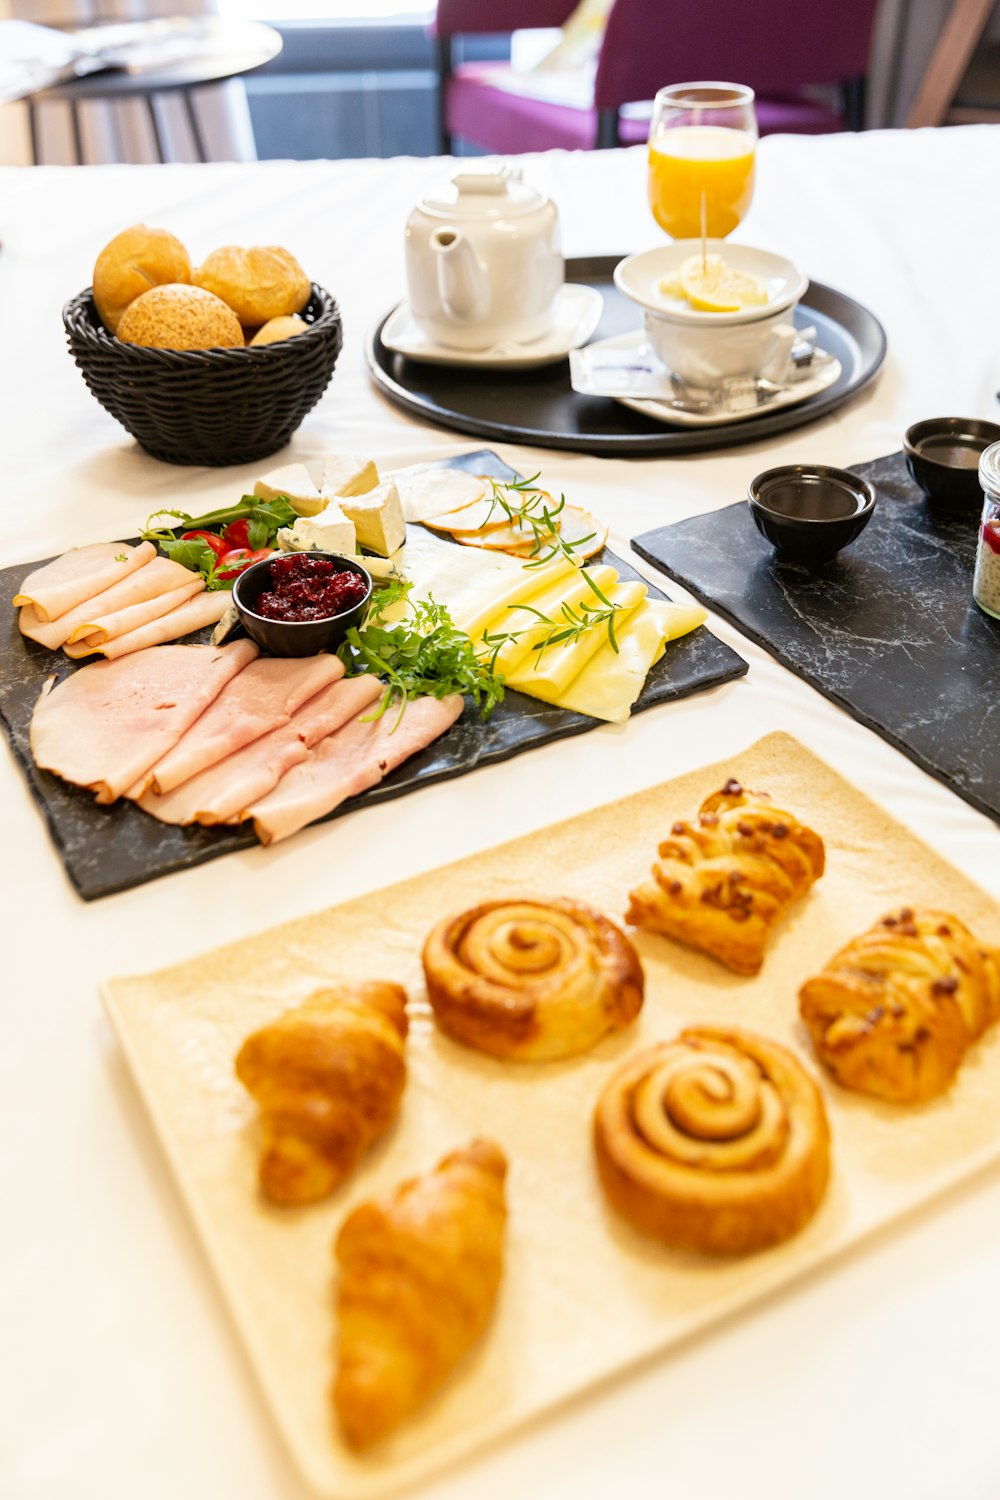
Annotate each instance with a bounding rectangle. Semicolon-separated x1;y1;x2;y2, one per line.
0;450;747;900
366;255;887;457
632;449;1000;825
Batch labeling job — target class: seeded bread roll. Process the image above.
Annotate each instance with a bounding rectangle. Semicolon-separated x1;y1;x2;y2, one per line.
194;245;310;327
116;283;244;350
92;224;192;334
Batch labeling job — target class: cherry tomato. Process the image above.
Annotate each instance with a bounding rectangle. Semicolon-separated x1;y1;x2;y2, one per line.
215;546;273;580
222;518;251;550
181;529;228;559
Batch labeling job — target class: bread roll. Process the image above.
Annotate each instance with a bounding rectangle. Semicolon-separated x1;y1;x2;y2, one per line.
93;224;192;334
116;284;244;351
193;245;311;326
249;314;309;346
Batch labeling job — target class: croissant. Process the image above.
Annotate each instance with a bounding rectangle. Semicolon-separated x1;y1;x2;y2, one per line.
235;981;408;1206
626;778;825;974
799;906;1000;1103
593;1026;831;1254
333;1137;508;1450
422;896;644;1060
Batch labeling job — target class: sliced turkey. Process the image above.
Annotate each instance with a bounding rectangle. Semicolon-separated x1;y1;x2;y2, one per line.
148;653;347;795
249;692;463;845
86;590;232;660
63;578;205;657
30;639;258;804
13;541;155;622
136;675;383;826
18;553;195;650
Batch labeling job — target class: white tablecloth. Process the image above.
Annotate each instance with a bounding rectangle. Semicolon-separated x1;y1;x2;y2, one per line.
2;128;1000;1500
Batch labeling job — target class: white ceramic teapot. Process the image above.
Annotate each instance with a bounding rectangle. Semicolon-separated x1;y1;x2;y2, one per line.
404;164;564;351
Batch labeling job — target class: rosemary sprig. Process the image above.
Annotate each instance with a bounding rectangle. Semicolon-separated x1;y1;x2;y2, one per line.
480;571;624;673
482;475;595;568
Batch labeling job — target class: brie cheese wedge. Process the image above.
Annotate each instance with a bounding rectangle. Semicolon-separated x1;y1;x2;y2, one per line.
321;453;379;500
339;477;406;558
254;463;325;517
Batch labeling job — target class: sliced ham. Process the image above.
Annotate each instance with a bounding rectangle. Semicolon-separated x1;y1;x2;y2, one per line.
30;639;258;804
13;541;155;623
136;675;384;827
148;653;347;795
88;591;232;660
248;692;463;846
18;553;196;650
63;578;205;658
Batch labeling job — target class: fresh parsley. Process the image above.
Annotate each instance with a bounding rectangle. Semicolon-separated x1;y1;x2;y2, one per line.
338;584;505;728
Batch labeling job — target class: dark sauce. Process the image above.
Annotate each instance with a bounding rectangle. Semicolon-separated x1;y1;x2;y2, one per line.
759;477;862;520
914;434;984;469
253;553;368;622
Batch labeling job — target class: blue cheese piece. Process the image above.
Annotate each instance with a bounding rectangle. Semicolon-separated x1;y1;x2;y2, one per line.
321;453;379;500
254;462;325;517
282;506;357;556
339;477;406;557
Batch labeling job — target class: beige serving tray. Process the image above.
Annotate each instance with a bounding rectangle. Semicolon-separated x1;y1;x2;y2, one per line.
102;731;1000;1499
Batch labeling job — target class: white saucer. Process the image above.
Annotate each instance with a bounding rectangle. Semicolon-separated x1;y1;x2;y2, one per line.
378;284;604;369
586;331;842;429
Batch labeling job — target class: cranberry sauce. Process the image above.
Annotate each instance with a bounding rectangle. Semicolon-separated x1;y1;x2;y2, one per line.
982;518;1000;557
252;553;369;622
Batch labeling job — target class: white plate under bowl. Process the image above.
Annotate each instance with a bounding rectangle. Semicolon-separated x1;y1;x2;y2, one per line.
595;331;841;429
614;241;808;326
377;283;604;369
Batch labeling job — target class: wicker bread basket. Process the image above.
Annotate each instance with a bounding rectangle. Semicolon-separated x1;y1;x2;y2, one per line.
63;283;343;467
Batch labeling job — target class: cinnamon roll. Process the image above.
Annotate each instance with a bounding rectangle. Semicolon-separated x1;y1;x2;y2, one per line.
799;906;1000;1103
594;1027;830;1253
422;897;644;1060
626;779;825;974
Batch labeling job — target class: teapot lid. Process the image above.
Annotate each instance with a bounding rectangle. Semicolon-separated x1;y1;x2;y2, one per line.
416;164;549;221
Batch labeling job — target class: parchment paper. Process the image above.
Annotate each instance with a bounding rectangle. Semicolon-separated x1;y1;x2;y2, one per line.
102;731;1000;1499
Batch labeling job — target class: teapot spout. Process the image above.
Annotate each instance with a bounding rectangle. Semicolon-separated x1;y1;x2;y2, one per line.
429;227;489;324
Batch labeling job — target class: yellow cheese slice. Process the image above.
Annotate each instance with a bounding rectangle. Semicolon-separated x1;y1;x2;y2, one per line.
553;598;707;723
507;579;647;698
485;565;618;677
454;556;577;639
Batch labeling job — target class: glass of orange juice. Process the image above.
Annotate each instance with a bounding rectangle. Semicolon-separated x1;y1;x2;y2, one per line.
648;82;757;240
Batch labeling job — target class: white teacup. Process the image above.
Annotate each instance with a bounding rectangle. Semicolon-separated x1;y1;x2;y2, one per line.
614;240;808;387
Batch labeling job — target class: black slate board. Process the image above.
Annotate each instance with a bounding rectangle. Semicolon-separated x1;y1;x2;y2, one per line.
0;450;747;900
366;255;887;456
632;449;1000;825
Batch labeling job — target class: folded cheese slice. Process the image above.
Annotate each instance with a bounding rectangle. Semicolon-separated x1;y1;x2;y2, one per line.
554;599;707;723
148;653;346;795
18;552;192;650
29;639;258;804
506;579;646;699
452;556;576;640
13;541;155;622
486;565;618;677
136;675;384;827
248;692;463;846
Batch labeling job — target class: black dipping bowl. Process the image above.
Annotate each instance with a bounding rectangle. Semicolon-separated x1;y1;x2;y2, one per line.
232;552;373;657
748;464;877;564
903;416;1000;508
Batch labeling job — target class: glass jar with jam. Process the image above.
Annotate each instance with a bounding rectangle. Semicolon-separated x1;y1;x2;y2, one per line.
974;441;1000;621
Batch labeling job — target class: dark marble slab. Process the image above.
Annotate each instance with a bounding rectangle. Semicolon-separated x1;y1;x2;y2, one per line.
633;449;1000;825
0;450;747;900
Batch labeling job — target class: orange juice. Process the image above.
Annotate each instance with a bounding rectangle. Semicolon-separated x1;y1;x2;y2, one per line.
648;125;756;239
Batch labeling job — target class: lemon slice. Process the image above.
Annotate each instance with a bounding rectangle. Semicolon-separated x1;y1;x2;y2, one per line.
678;254;768;313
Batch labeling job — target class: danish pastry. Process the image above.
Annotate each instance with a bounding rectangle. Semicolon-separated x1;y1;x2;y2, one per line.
594;1026;830;1254
422;896;644;1060
626;778;825;974
333;1138;507;1449
235;981;408;1205
799;906;1000;1103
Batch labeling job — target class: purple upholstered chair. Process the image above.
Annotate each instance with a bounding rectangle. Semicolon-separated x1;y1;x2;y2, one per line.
435;0;881;154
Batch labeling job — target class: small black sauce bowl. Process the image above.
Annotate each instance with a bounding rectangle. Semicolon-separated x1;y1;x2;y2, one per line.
903;416;1000;508
747;464;877;564
232;551;373;657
